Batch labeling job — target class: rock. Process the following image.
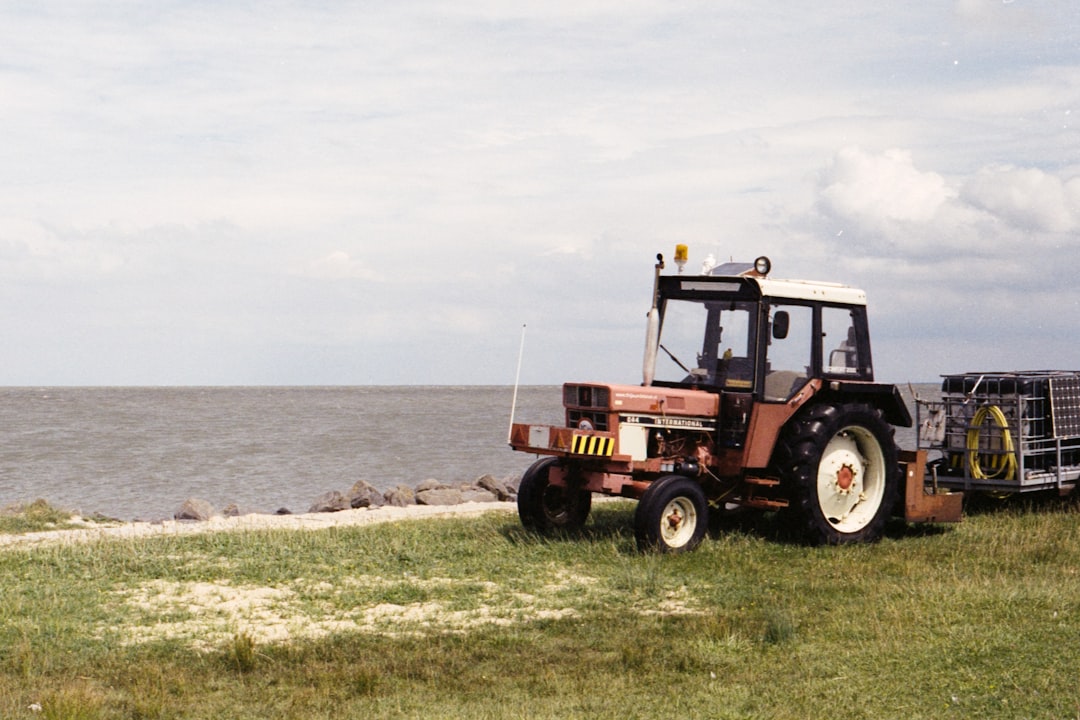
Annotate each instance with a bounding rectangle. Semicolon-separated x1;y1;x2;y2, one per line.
476;474;513;501
308;491;349;514
348;480;385;509
222;503;241;518
274;507;293;515
384;485;415;507
415;478;446;493
89;511;121;523
415;487;464;506
174;498;215;522
461;488;499;503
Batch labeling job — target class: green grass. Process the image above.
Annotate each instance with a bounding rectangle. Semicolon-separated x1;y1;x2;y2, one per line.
0;499;87;535
2;500;1080;718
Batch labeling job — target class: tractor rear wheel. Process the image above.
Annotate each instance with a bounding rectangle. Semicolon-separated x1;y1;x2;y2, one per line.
634;475;709;553
517;457;592;531
775;403;899;545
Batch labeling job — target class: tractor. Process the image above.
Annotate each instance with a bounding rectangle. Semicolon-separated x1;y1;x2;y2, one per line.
508;248;961;551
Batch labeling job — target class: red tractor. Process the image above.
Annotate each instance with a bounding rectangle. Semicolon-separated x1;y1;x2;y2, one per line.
509;249;960;551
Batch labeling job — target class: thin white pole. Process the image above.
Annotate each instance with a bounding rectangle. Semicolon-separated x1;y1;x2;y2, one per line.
508;323;527;443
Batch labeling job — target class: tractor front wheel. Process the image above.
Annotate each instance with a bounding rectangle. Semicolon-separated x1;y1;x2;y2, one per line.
635;475;709;553
517;457;592;532
775;403;899;545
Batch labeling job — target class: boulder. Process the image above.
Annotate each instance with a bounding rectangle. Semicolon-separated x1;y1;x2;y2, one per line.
384;485;415;507
308;490;349;514
476;474;513;501
348;480;385;509
174;498;215;522
88;511;121;523
461;488;499;503
415;478;446;493
415;487;464;506
222;503;241;518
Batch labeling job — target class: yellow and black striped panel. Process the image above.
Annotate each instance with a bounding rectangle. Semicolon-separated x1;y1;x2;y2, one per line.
571;434;615;456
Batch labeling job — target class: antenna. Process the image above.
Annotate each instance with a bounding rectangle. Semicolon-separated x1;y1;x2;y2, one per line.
508;323;527;444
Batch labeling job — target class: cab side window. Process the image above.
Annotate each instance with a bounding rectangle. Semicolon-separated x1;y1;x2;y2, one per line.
822;306;860;376
764;304;812;401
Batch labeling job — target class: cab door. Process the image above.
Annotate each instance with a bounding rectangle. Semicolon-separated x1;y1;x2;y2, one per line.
761;303;814;402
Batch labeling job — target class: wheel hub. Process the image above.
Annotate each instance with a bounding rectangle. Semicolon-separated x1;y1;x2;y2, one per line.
665;507;684;531
836;463;856;494
657;496;698;548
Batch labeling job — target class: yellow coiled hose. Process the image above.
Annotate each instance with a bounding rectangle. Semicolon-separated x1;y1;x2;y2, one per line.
966;404;1017;481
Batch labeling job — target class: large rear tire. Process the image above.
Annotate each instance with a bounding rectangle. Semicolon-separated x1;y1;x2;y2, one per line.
775;403;899;545
517;457;592;532
635;475;709;553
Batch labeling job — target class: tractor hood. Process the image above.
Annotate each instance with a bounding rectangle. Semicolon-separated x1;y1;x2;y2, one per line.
564;382;719;417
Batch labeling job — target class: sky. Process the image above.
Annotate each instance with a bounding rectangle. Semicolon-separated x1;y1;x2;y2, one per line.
1;1;1079;386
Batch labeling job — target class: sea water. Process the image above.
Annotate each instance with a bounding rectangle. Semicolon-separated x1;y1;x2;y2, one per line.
0;386;562;520
0;384;935;521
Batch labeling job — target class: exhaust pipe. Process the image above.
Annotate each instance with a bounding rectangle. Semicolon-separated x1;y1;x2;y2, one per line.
643;307;659;386
642;253;664;386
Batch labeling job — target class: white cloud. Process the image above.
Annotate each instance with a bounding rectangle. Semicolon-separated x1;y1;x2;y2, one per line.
298;251;377;281
961;165;1080;233
813;147;1080;259
818;147;955;227
937;66;1080;119
953;0;1048;35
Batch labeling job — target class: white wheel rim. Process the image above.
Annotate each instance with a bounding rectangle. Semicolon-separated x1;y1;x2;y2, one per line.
816;426;886;533
659;496;698;548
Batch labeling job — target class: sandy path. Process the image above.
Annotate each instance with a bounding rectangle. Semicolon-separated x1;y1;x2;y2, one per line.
0;501;520;548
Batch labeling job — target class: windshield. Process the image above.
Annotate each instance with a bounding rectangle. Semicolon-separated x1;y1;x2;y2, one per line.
655;298;757;389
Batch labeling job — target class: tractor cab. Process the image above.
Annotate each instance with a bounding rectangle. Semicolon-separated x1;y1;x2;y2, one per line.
645;255;880;449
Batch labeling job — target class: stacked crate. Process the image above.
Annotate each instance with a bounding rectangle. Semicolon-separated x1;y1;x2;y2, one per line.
927;371;1080;493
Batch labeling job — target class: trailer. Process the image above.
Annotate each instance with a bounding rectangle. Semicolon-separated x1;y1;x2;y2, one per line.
916;371;1080;496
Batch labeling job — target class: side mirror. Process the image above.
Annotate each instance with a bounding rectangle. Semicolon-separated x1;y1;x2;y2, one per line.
772;311;789;340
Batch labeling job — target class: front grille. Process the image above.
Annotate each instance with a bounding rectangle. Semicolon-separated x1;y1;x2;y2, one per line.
567;409;609;432
564;385;610;409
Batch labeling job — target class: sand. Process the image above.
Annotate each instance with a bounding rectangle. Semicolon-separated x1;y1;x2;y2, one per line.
0;500;520;548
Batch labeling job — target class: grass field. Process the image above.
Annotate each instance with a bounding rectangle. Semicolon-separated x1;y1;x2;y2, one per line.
1;499;1079;719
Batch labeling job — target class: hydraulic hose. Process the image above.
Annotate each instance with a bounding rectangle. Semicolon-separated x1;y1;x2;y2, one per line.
966;404;1017;481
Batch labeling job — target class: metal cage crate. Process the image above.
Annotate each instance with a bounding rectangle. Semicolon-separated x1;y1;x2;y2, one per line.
916;371;1080;495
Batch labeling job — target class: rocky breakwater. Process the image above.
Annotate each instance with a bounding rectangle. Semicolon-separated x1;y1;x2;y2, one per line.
173;474;520;522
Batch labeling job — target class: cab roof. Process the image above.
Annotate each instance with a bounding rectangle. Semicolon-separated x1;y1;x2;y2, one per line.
662;271;867;306
753;276;867;305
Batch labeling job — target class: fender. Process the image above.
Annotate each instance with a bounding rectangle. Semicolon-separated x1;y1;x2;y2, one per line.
742;379;822;469
817;380;913;428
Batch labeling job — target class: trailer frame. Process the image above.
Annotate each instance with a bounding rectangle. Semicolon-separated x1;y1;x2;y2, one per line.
915;371;1080;497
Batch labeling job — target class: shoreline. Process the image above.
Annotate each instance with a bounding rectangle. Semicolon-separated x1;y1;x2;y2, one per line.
0;500;521;548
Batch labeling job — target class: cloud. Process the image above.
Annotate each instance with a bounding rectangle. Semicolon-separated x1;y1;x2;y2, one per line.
961;165;1080;233
813;147;1080;259
298;251;378;281
818;147;955;227
811;147;983;259
953;0;1051;36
